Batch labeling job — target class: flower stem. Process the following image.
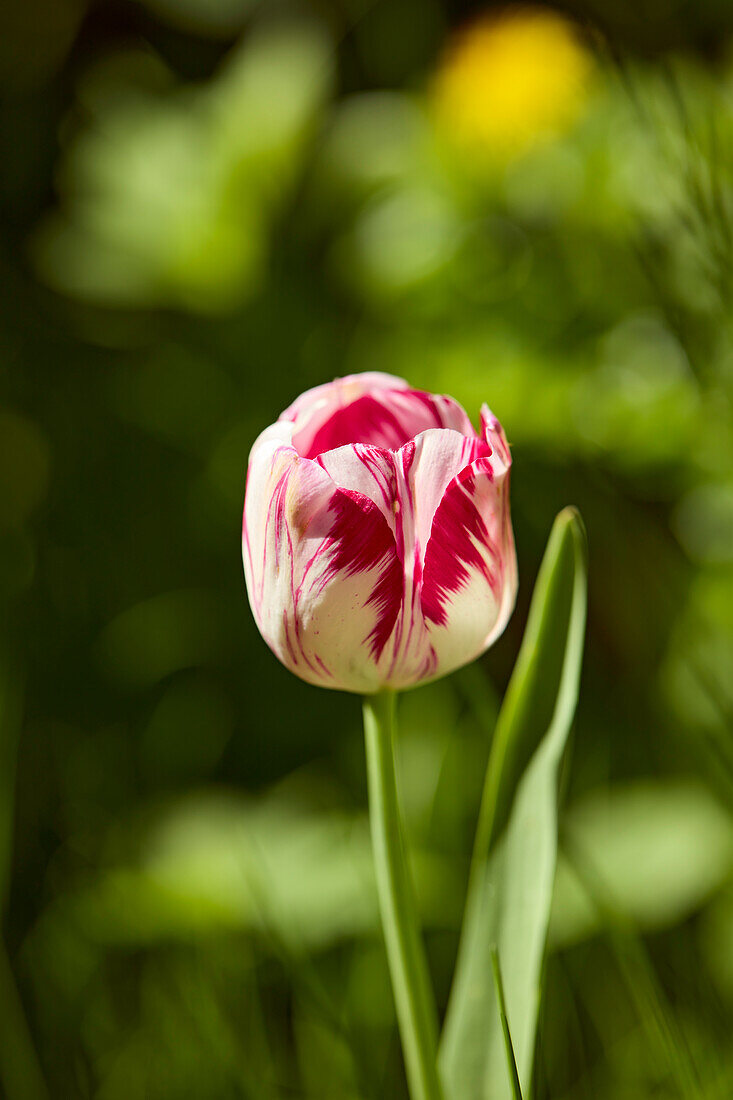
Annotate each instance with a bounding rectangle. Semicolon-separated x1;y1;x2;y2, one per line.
363;691;443;1100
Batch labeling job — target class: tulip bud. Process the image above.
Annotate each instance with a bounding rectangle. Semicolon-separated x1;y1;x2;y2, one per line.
242;372;517;693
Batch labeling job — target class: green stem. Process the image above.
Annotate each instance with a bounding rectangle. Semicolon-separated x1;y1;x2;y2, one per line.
363;691;443;1100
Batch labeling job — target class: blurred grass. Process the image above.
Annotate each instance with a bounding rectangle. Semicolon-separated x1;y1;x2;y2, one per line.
2;0;733;1096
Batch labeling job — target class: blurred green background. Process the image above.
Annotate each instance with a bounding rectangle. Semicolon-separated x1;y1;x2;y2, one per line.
2;0;733;1096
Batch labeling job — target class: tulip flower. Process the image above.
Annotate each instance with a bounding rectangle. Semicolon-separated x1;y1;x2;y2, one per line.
242;371;517;695
242;375;586;1100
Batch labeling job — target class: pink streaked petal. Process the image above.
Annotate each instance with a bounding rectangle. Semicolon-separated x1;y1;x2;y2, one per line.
288;378;480;460
243;440;404;691
282;372;410;426
311;427;496;679
242;441;334;633
481;404;512;474
377;388;480;446
314;428;491;572
285;373;412;458
421;458;516;638
322;489;404;662
315;443;399;533
302;393;426;458
405;428;493;566
288;484;404;690
428;392;478;436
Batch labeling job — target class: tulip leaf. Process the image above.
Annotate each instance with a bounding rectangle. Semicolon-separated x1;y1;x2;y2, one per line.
440;507;588;1100
490;948;524;1100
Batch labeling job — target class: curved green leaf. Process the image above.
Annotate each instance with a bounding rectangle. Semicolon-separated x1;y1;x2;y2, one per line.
490;948;524;1100
440;507;588;1100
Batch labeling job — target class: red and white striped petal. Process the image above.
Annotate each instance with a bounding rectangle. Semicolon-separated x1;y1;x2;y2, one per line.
315;443;400;535
306;427;498;689
420;454;516;679
243;427;404;692
314;427;489;560
480;403;512;475
284;371;479;460
405;428;491;564
282;372;409;428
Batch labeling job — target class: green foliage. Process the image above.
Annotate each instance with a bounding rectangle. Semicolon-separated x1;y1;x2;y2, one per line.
33;19;332;312
440;509;587;1100
2;2;733;1097
490;949;524;1100
551;779;733;947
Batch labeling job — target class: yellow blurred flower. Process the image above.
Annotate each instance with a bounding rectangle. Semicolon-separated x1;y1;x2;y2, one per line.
432;6;592;163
